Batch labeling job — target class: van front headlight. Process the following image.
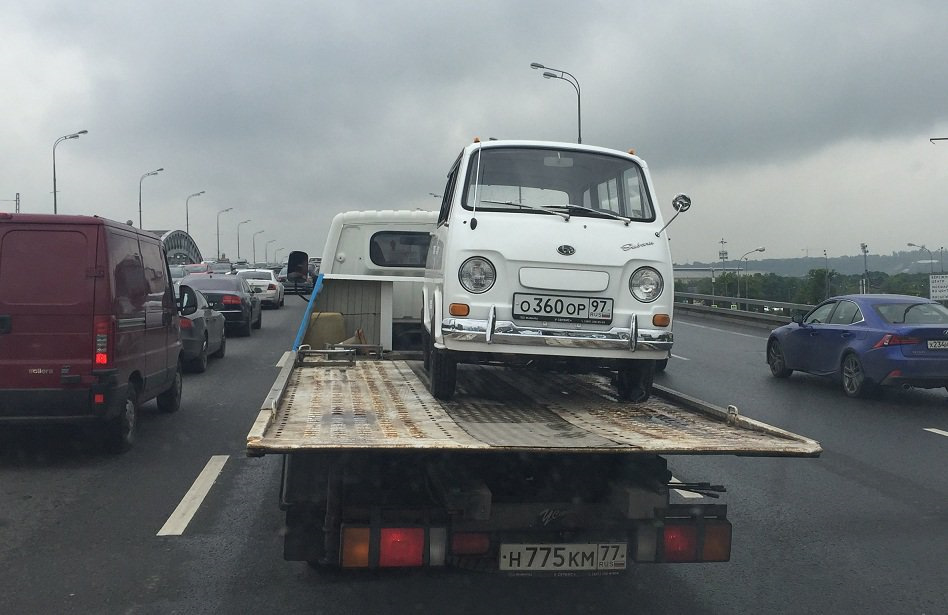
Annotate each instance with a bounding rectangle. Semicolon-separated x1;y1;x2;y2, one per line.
458;257;496;293
629;267;663;302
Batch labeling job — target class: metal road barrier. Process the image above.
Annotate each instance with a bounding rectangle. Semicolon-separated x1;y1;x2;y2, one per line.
674;293;814;330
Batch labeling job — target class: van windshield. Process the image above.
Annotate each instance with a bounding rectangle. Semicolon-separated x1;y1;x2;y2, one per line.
462;147;655;221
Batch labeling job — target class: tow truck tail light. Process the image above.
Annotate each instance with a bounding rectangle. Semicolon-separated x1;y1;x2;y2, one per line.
340;526;446;568
663;525;698;562
379;528;424;567
221;295;242;305
93;315;114;366
659;517;732;563
451;532;491;555
702;521;732;562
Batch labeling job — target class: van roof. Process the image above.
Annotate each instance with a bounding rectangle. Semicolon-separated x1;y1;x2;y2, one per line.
0;213;161;238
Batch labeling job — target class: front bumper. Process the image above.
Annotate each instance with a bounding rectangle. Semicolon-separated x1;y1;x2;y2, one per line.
441;312;673;352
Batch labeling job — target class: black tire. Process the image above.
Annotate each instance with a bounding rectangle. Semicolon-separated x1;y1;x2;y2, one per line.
211;332;226;359
655;358;668;373
187;336;209;373
841;353;875;398
253;309;262;329
428;335;456;401
767;339;793;378
279;295;284;308
241;315;253;337
157;361;183;413
105;383;138;454
616;360;654;402
421;327;431;371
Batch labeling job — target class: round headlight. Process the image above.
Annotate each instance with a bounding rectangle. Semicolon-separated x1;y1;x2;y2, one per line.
629;267;663;302
458;257;496;293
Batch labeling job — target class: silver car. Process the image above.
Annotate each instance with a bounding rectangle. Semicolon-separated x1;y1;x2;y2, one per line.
235;269;284;308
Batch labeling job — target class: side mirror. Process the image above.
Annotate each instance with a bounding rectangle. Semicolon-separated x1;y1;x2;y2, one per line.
654;193;692;238
287;250;309;282
792;313;805;325
178;285;198;317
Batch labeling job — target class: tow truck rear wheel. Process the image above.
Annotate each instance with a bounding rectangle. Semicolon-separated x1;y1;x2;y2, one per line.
616;360;654;403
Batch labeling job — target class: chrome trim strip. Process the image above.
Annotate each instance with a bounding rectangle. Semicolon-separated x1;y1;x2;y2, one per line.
441;318;673;351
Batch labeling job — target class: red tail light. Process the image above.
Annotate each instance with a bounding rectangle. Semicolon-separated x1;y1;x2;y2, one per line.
268;283;276;290
93;315;114;366
873;334;921;348
451;532;491;555
221;295;242;305
179;318;193;330
379;528;425;567
663;525;698;562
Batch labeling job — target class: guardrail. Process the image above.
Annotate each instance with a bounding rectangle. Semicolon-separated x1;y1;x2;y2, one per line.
674;292;814;329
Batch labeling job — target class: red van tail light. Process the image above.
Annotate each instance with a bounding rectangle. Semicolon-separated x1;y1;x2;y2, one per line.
179;318;193;330
93;315;114;366
221;295;242;305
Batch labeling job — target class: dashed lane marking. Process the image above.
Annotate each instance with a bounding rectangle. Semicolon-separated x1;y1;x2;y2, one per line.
157;455;229;536
924;428;948;438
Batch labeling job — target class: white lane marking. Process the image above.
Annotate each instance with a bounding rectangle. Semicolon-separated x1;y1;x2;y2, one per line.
157;455;229;536
670;353;689;361
276;351;293;368
670;476;703;499
924;428;948;438
675;320;764;340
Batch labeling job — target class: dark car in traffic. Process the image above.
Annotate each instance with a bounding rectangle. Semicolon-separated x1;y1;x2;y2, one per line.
766;293;948;397
177;285;226;372
179;274;262;337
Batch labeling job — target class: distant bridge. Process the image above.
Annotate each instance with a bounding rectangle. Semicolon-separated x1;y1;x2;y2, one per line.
149;229;203;264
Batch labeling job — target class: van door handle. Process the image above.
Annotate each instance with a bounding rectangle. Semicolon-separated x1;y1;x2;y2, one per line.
0;315;10;334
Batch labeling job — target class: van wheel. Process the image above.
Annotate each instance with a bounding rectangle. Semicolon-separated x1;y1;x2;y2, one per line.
157;361;183;413
429;342;457;401
654;358;668;373
105;384;138;454
617;361;654;403
211;333;226;359
188;336;209;373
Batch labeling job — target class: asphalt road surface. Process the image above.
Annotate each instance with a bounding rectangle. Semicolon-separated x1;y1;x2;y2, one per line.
1;303;945;614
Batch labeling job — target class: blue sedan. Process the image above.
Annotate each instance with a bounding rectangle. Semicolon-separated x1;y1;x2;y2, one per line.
766;294;948;397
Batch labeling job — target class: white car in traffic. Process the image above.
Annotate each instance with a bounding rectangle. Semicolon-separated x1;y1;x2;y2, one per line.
236;269;285;308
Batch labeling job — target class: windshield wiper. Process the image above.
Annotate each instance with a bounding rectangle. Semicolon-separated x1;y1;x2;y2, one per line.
478;199;569;221
543;203;632;225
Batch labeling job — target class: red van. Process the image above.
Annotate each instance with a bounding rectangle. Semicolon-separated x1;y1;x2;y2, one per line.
0;213;183;452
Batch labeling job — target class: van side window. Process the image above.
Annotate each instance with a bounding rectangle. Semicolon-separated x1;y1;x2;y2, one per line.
109;233;147;317
140;240;172;307
369;232;431;268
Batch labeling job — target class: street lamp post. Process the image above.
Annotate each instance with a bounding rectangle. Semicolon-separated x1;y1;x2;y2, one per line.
718;238;728;297
265;239;277;265
907;242;934;275
252;230;265;265
236;219;252;260
138;168;164;228
273;248;285;264
739;247;765;302
53;130;88;214
216;207;233;260
530;62;582;144
185;191;204;235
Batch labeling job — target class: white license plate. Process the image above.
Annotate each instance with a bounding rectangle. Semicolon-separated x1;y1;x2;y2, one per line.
927;340;948;349
513;293;613;324
499;543;627;572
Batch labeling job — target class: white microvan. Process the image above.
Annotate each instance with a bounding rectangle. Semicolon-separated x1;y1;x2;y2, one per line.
422;140;690;401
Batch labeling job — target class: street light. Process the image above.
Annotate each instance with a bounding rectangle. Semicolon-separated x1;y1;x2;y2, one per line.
236;219;252;260
53;130;88;214
530;62;582;144
265;239;277;264
907;242;934;275
860;243;870;293
216;207;233;260
138;167;164;228
739;247;765;300
185;191;204;235
273;247;285;264
252;230;265;265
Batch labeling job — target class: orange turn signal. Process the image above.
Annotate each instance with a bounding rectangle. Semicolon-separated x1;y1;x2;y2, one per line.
652;314;671;327
341;527;370;568
449;303;470;317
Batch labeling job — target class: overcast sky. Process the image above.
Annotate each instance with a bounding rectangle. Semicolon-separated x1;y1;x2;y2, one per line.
4;0;948;264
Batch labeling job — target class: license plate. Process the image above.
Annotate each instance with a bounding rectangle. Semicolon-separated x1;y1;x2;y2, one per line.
927;340;948;349
513;293;613;325
499;543;627;572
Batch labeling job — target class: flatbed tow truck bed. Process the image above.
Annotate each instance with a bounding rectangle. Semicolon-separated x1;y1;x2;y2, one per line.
247;349;820;457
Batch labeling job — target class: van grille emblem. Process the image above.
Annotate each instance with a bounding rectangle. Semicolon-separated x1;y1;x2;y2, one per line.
557;245;576;256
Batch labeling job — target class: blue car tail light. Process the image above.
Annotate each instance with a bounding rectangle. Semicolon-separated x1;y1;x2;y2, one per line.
873;334;921;348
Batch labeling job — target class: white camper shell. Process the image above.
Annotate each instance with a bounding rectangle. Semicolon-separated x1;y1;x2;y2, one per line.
423;140;689;401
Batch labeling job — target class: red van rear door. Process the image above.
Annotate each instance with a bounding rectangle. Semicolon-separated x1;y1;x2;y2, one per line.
0;224;100;390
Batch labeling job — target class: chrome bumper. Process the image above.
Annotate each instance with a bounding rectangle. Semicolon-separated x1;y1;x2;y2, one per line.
441;310;673;352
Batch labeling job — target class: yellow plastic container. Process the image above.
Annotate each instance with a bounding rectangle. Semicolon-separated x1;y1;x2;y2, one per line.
301;312;346;350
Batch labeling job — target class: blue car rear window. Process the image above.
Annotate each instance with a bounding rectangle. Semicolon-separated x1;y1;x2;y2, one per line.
874;302;948;325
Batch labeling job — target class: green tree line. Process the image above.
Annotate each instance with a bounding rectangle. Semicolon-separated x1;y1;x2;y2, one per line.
676;270;936;306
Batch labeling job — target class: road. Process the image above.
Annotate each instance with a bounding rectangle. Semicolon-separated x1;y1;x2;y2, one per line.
1;303;945;614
